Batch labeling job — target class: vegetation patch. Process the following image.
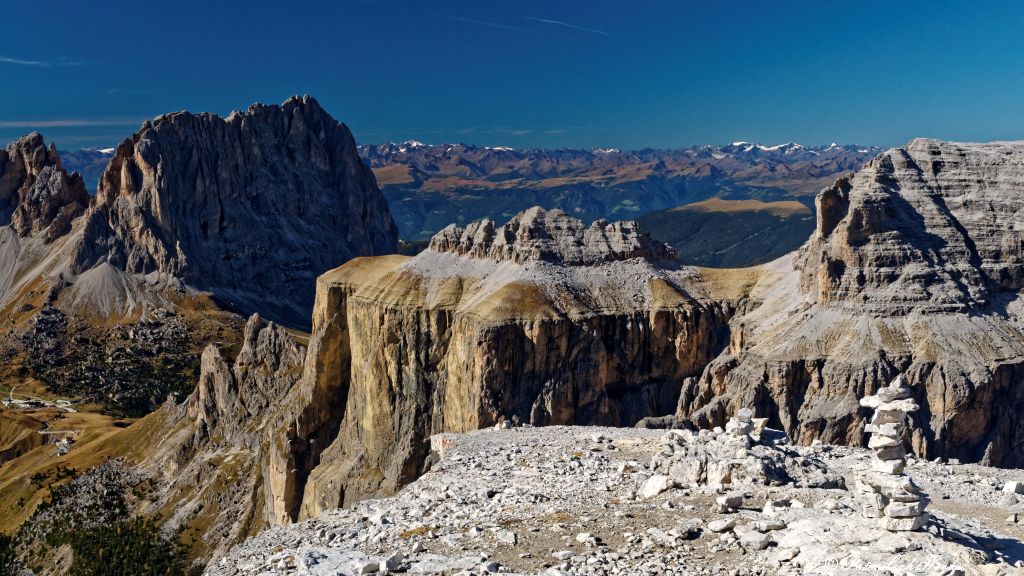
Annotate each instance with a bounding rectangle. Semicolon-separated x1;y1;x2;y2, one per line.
14;460;203;575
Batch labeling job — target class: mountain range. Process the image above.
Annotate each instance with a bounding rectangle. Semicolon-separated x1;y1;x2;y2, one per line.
359;141;879;254
66;140;877;268
2;97;1022;574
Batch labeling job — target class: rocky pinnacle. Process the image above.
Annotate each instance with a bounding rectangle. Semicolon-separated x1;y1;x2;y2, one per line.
0;132;89;242
68;95;399;326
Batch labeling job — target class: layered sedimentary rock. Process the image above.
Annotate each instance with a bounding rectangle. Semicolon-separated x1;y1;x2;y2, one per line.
281;207;731;518
427;211;677;264
70;95;398;326
679;139;1024;467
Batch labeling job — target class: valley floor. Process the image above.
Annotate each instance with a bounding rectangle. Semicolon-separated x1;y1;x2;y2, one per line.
209;426;1024;576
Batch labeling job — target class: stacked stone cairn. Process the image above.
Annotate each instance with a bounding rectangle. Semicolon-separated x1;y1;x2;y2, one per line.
855;375;930;531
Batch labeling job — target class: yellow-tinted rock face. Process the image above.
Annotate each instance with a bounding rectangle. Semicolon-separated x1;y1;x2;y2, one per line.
279;210;731;516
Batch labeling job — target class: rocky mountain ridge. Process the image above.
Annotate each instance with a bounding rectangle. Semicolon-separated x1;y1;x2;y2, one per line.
359;140;881;242
70;95;398;326
426;207;676;265
0;96;398;416
2;96;397;326
0;133;90;243
680;138;1024;468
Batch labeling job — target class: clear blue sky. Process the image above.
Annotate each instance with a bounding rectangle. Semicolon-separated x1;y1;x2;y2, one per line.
2;1;1023;151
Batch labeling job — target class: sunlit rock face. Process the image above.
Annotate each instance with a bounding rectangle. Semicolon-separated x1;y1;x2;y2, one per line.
680;139;1024;468
285;208;731;515
0;132;89;241
71;95;398;326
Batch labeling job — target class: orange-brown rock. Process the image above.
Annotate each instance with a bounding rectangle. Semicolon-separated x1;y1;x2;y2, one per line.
283;208;732;516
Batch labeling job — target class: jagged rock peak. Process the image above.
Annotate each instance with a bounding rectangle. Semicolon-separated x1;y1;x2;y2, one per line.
186;313;306;443
426;206;676;265
799;138;1024;314
72;95;399;326
0;132;89;241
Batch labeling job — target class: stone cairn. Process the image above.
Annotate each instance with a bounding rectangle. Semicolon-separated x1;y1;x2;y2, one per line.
855;375;930;531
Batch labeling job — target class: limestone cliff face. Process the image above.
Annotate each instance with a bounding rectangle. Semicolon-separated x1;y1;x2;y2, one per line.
0;132;89;242
70;95;398;326
272;208;731;517
679;139;1024;467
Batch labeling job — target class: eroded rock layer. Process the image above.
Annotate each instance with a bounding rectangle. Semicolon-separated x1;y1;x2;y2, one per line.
679;139;1024;467
282;208;731;517
0;133;89;242
427;206;676;265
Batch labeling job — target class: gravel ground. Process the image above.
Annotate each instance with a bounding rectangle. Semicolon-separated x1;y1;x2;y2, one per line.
209;425;1024;576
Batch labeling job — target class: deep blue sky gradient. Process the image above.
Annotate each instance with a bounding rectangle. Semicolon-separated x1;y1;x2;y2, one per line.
2;1;1023;150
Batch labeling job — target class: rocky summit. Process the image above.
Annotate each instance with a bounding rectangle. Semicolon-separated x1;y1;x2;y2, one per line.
1;97;397;327
71;95;398;326
680;139;1024;468
0;132;89;243
0;96;399;419
1;132;89;307
427;207;677;265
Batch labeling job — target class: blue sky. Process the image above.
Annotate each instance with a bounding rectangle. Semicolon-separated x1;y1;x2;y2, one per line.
2;1;1023;150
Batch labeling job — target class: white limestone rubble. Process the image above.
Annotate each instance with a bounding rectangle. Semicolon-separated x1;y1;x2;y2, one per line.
856;375;931;531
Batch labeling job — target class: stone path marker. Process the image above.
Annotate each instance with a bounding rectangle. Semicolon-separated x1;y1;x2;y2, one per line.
855;375;930;531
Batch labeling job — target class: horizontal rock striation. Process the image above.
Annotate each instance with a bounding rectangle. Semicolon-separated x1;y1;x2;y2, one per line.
427;206;676;264
69;95;398;326
680;139;1024;467
277;208;731;517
